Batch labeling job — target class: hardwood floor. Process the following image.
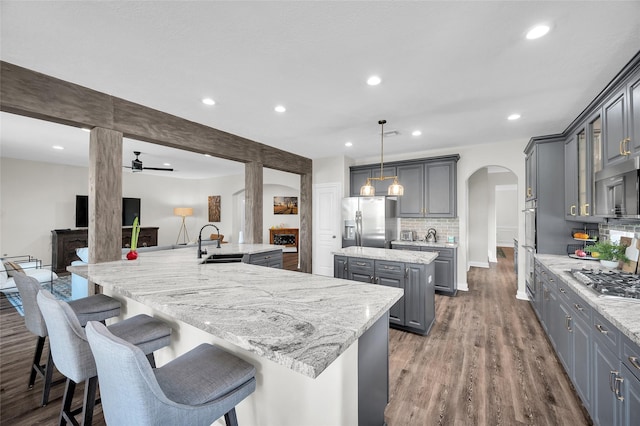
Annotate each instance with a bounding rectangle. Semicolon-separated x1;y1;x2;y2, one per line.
1;249;590;425
385;248;592;426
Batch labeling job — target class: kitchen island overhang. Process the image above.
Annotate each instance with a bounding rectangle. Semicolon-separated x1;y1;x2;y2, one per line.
68;245;403;425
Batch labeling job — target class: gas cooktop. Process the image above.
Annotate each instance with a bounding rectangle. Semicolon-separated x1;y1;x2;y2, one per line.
570;268;640;301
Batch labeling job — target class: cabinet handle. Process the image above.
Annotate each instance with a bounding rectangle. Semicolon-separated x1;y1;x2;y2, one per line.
573;303;584;312
527;187;532;197
620;139;625;156
596;324;608;335
610;371;617;393
565;315;572;332
615;376;624;401
370;275;374;283
629;356;640;370
559;287;566;294
622;137;631;155
374;276;379;284
344;264;348;272
355;262;367;266
405;267;409;278
570;205;576;216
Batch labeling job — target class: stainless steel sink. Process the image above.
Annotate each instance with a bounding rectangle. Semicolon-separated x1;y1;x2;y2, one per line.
201;253;244;264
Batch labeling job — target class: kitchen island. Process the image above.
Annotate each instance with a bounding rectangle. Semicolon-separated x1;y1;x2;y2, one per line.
333;246;437;335
68;245;403;426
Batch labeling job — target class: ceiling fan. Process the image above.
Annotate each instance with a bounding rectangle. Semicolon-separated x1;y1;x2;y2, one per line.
124;151;174;172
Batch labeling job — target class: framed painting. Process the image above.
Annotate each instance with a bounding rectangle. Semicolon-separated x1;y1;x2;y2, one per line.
208;195;221;222
273;196;298;215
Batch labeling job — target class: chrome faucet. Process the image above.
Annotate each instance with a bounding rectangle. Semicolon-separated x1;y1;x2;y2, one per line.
198;224;220;258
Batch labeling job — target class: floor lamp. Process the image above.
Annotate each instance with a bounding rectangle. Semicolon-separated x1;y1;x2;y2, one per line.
174;207;193;244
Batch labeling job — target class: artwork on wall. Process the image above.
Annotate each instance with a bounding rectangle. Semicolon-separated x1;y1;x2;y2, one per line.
273;196;298;215
208;195;221;222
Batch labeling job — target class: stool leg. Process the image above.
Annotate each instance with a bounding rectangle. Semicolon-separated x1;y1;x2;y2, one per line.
60;378;76;426
29;336;46;388
146;353;156;368
224;408;238;426
82;376;98;426
41;349;54;406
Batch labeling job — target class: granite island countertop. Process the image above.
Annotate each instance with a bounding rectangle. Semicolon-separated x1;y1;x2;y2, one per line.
68;246;403;379
535;253;640;347
391;240;459;249
333;246;438;264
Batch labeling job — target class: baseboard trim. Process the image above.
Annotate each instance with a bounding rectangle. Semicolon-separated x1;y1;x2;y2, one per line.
457;282;469;292
468;261;490;269
488;256;498;263
516;290;529;300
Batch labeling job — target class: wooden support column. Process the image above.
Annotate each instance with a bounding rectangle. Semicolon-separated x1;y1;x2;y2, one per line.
245;162;263;244
299;172;313;273
89;127;123;269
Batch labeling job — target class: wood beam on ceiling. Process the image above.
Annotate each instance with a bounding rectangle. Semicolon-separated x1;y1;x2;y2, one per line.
0;61;312;175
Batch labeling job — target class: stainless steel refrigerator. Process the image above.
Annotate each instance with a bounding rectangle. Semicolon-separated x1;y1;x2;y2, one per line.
342;197;397;248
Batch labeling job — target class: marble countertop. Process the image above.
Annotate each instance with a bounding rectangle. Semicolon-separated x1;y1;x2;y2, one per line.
196;243;282;257
391;240;459;249
333;246;438;264
68;246;403;379
535;254;640;347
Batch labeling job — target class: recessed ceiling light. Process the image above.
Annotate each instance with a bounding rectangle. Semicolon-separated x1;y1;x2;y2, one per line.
163;163;171;167
274;105;286;113
508;114;521;121
526;25;550;40
345;141;353;147
202;98;215;106
412;130;422;136
52;145;64;150
204;154;212;157
81;128;91;132
367;75;381;86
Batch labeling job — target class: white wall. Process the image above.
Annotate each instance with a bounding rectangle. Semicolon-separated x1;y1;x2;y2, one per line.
468;168;489;267
0;158;299;265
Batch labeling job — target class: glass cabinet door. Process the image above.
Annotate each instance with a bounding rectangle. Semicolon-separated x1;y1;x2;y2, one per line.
577;129;589;216
590;116;602;175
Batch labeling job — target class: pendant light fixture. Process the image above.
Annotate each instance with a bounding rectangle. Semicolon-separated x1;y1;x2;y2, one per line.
360;120;404;196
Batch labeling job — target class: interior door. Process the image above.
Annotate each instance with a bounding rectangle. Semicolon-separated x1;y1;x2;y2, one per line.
313;183;342;276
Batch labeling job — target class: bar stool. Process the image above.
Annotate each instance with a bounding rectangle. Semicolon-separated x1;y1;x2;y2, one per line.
85;320;256;426
37;290;172;426
13;272;121;406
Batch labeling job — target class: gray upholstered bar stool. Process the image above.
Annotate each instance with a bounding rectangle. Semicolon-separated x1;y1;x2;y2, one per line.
85;320;256;426
13;272;121;406
37;290;172;426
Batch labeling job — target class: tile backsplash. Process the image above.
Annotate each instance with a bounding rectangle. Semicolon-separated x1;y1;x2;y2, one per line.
599;222;640;241
400;218;459;243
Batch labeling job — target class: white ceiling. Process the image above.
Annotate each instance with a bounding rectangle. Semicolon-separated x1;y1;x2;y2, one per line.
1;1;640;179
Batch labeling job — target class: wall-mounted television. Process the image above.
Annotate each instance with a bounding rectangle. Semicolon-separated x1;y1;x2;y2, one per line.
75;195;141;227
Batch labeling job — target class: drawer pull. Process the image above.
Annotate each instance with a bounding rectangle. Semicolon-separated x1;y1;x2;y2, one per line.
355;262;368;266
629;356;640;370
573;303;584;312
565;315;572;332
610;370;617;393
615;376;624;401
559;287;566;294
596;324;608;335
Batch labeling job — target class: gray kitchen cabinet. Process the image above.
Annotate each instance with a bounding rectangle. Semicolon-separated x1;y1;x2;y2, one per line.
421;247;456;295
374;261;405;326
570;292;592;411
350;168;372;197
351;155;459;217
347;257;375;283
396;163;424;217
246;250;283;268
602;70;640;165
397;160;457;218
621;364;640;426
334;255;348;279
334;255;435;335
564;136;579;218
593;341;621;426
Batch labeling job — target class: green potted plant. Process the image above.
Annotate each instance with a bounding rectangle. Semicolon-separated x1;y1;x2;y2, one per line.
584;240;629;269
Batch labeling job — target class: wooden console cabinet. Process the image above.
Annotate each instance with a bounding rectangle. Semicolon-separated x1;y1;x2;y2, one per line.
269;228;299;253
51;227;159;274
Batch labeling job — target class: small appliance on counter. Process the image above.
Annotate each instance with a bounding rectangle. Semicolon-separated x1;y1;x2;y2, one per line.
400;230;417;241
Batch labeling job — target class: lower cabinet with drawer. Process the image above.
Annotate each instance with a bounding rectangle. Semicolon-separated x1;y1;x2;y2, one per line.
533;260;640;426
334;255;435;335
392;244;457;295
245;250;283;268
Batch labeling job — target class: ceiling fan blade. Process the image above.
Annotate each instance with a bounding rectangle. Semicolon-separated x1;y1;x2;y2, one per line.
142;167;174;171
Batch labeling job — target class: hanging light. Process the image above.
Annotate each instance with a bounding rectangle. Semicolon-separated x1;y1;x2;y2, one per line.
360;119;404;196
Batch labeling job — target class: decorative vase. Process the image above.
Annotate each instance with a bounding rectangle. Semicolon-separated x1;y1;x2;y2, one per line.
599;259;618;269
126;250;138;260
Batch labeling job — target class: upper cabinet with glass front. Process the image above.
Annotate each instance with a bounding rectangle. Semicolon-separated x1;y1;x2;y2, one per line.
602;70;640;165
